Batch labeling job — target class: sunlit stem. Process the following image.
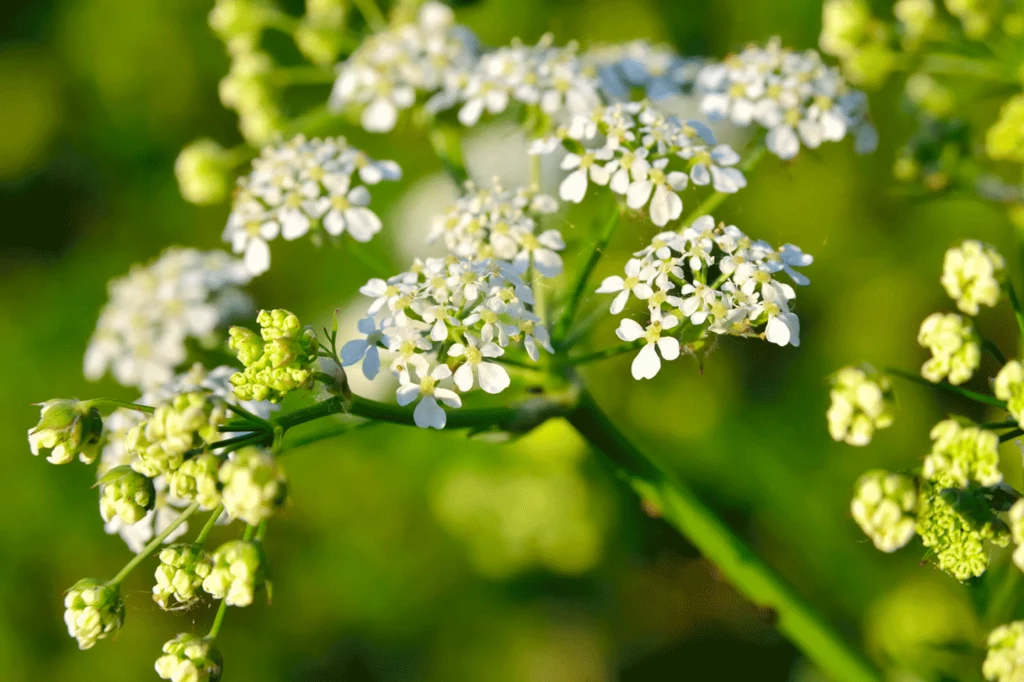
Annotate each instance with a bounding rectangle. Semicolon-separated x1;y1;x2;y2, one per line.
109;502;200;586
1000;429;1024;443
885;366;1007;408
351;0;388;31
915;53;1016;83
1005;282;1024;339
560;340;643;366
196;505;225;544
207;599;229;640
80;399;155;415
982;338;1008;365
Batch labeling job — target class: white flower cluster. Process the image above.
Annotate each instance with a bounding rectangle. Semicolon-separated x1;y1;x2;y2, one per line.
342;257;550;429
224;134;401;275
427;179;563;276
427;34;600;127
917;312;980;385
940;240;1005;316
98;365;274;553
827;365;895;446
850;469;918;553
329;2;478;132
585;40;702;103
985;620;1024;682
598;215;811;380
696;37;877;160
531;101;746;226
84;249;252;390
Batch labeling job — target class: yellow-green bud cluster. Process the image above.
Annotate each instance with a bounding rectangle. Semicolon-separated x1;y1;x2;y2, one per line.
916;481;1010;581
63;579;124;650
168;453;223;510
940;241;1005;316
894;0;937;47
945;0;998;38
202;540;265;607
986;95;1024;163
155;633;223;682
99;466;157;525
174;139;233;205
995;361;1024;428
827;365;896;446
851;470;918;552
153;544;214;610
127;393;228;477
984;620;1024;682
922;420;1003;489
819;0;896;88
918;312;981;385
1009;499;1024;573
229;309;319;403
28;400;103;465
219;447;287;525
295;0;346;66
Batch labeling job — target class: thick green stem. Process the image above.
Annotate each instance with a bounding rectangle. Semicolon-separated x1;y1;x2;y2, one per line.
553;206;620;344
885;367;1006;408
196;505;224;544
916;53;1016;83
109;502;200;586
560;340;643;366
565;388;881;682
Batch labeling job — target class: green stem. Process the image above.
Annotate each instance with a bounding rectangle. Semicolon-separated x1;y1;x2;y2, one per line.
985;561;1022;625
427;122;469;186
553;205;620;344
680;143;766;228
80;399;155;415
207;599;229;640
351;0;387;31
1000;428;1024;443
227;403;274;430
280;421;376;452
255;520;269;543
1005;282;1024;339
885;367;1007;408
284;104;342;138
565;388;881;682
560;340;643;366
916;53;1016;83
196;505;224;544
109;502;200;586
982;339;1007;365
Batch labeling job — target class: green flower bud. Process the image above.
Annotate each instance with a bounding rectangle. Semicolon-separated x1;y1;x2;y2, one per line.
229;310;319;403
820;0;873;58
940;240;1005;316
905;73;955;118
220;447;287;525
918;313;980;385
28;399;103;465
64;579;124;650
995;361;1024;428
923;420;1002;489
295;18;346;66
827;365;896;446
945;0;997;38
851;470;918;552
984;620;1024;682
128;392;228;477
1009;499;1024;572
986;95;1024;163
174;139;233;205
894;0;936;46
167;453;223;510
840;41;896;89
153;544;214;610
916;481;1009;581
202;540;265;607
155;633;223;682
99;466;157;525
209;0;272;43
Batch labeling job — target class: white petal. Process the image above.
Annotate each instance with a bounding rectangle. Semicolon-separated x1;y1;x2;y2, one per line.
477;362;510;394
657;336;680;360
616;318;645;342
559;168;589;203
244;239;271;275
413;396;446;429
454;363;475;392
631;343;661;380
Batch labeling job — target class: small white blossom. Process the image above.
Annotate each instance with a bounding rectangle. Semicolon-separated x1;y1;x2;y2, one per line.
940;240;1005;316
585;40;702;102
917;312;981;385
615;315;681;380
827;365;895;446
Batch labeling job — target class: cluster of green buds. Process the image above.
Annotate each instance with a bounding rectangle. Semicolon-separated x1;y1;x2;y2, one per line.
174;139;235;206
941;240;1005;316
99;466;157;525
917;312;980;385
153;544;214;610
127;392;228;477
1010;500;1024;572
986;95;1024;164
155;634;223;682
64;579;125;650
168;452;224;510
922;420;1002;489
850;470;918;552
28;399;103;465
916;479;1010;581
229;309;319;403
985;620;1024;681
827;364;896;446
219;447;288;525
995;361;1024;427
202;540;266;607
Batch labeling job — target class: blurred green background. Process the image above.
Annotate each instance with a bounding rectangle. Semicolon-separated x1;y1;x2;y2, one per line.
2;0;1022;680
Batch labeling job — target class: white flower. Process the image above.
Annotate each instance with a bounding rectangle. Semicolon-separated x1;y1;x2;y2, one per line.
449;337;511;394
940;240;1005;316
559;149;612;202
586;40;702;102
827;365;895;446
615;315;681;380
397;365;463;429
626;158;689;226
917;313;981;385
596;258;655;314
340;316;387;379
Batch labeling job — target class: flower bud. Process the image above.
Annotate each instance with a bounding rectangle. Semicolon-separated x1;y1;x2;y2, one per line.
209;0;272;43
174;139;233;205
153;544;213;610
167;452;223;510
827;365;895;446
941;240;1005;316
99;466;157;525
229;310;319;403
64;579;124;650
918;312;980;385
28;400;103;465
128;392;227;477
922;420;1002;489
295;18;346;66
851;470;917;552
916;481;1010;581
820;0;873;58
220;447;287;525
996;361;1024;428
202;540;265;607
155;633;223;682
1009;500;1024;573
986;95;1024;163
984;620;1024;682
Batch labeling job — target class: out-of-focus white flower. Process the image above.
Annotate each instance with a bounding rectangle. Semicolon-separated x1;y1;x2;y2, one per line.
850;469;917;552
985;620;1024;682
584;40;703;102
827;365;895;446
223;135;400;275
329;2;479;132
995;361;1024;429
84;249;252;390
917;312;981;385
940;240;1004;316
696;37;876;160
